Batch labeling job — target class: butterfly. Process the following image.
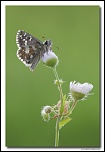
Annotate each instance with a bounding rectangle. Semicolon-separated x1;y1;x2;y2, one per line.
16;30;52;71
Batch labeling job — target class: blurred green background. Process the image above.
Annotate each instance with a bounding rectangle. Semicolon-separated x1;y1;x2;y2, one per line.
6;6;100;147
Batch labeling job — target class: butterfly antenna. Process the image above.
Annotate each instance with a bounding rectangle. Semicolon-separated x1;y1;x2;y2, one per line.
54;45;59;50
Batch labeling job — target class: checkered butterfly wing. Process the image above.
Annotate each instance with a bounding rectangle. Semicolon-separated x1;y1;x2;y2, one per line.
16;30;45;71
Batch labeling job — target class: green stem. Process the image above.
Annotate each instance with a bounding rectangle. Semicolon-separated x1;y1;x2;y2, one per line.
55;115;61;147
53;67;63;147
53;67;63;102
70;100;77;114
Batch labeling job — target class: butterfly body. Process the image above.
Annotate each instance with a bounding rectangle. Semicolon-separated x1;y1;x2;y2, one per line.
16;30;52;71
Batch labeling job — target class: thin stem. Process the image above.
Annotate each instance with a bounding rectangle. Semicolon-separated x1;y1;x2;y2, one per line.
53;67;63;147
53;67;63;102
70;100;78;113
55;115;61;147
53;67;59;82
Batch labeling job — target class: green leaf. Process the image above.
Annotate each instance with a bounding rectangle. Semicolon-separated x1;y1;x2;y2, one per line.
59;117;72;129
60;94;66;115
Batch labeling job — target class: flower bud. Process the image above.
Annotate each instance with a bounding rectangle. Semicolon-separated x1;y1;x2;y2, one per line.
41;106;52;121
42;51;59;68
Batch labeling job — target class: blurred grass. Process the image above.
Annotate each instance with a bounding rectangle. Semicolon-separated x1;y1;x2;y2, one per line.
6;6;100;147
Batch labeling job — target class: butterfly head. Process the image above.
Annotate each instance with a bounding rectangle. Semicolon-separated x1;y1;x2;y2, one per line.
44;40;52;51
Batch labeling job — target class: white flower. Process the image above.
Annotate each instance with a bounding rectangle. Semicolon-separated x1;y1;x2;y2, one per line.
42;51;59;68
69;81;93;101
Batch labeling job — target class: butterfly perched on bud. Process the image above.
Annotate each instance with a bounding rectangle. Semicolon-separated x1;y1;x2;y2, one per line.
16;30;52;71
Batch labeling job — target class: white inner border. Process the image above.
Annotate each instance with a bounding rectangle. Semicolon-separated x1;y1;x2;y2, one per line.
1;1;104;151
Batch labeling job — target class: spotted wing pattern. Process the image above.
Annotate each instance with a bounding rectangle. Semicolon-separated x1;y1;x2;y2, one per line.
16;30;45;71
